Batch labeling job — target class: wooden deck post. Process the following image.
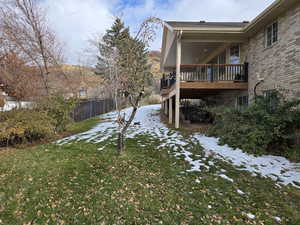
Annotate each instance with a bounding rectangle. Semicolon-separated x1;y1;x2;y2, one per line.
168;97;173;124
164;100;168;115
175;32;182;129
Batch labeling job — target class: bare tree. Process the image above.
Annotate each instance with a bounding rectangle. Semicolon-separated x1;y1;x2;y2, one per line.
0;50;42;100
0;0;65;96
96;17;161;153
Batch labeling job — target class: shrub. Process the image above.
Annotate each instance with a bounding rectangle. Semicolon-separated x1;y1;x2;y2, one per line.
182;101;214;123
0;109;55;146
36;95;77;132
208;91;300;155
0;95;78;147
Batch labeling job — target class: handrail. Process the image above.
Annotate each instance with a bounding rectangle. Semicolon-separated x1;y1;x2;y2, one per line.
180;64;245;67
161;63;249;90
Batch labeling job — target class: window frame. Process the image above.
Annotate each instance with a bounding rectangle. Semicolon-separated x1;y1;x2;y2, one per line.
236;95;249;111
265;21;278;48
263;89;279;112
79;89;87;98
229;45;240;64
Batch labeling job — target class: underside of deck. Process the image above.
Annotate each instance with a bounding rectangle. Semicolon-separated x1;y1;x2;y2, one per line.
161;81;248;100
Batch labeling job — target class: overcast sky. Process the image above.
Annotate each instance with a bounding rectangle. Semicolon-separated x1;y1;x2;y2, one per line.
41;0;276;64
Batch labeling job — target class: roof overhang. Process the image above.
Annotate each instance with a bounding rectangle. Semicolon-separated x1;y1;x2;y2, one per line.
244;0;299;36
161;0;300;70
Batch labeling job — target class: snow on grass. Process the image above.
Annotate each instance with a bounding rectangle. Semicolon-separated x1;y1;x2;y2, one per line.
56;104;300;189
274;217;281;222
237;189;245;195
219;174;234;183
194;134;300;188
246;213;255;219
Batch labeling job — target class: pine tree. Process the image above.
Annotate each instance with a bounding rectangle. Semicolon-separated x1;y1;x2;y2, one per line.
95;18;130;75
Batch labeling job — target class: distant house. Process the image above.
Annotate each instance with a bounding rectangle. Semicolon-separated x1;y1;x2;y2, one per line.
160;0;300;128
0;89;32;112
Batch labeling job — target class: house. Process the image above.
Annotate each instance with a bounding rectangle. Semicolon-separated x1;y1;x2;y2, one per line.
160;0;300;128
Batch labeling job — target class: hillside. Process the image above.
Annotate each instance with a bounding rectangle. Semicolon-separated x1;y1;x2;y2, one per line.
148;51;162;79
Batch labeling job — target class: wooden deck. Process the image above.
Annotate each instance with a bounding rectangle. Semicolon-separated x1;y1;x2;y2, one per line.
161;81;248;99
180;81;248;90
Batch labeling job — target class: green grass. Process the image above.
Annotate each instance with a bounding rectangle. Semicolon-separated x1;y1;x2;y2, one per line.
66;117;101;134
0;128;300;224
282;147;300;163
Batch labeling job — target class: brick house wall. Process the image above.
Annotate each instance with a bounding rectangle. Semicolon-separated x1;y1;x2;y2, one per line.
199;90;248;107
245;2;300;101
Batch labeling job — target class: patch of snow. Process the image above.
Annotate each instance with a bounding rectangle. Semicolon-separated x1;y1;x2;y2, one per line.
208;161;214;166
194;135;300;188
98;146;105;151
237;189;245;195
219;174;234;183
56;105;300;189
246;213;255;219
274;217;281;222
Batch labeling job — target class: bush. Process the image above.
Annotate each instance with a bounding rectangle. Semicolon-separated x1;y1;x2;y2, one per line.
182;102;214;123
0;95;77;147
208;91;300;155
36;95;77;132
0;109;56;146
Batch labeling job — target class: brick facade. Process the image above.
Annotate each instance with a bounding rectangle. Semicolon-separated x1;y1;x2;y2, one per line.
245;2;300;101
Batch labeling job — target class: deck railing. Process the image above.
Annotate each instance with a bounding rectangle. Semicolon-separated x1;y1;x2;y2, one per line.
161;76;176;89
180;63;248;82
161;63;248;90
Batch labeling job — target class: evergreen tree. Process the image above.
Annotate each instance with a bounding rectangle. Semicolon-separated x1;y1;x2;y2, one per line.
95;18;130;75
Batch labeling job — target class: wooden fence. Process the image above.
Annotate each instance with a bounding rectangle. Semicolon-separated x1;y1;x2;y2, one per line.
72;98;115;122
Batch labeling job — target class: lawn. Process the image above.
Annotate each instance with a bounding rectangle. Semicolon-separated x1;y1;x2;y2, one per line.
0;106;300;225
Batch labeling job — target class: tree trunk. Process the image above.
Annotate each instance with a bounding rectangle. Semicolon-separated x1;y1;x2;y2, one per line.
117;131;124;154
116;92;143;154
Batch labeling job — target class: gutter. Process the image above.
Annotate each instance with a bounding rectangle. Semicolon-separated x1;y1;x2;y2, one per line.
243;0;283;33
163;21;174;33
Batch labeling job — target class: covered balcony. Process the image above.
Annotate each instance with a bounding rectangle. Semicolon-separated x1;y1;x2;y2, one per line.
160;21;250;128
161;63;248;100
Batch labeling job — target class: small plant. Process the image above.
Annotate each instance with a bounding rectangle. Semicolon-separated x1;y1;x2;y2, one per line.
208;90;300;156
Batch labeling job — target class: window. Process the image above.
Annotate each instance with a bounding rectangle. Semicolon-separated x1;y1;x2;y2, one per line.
265;21;278;47
79;89;87;98
230;45;240;64
263;90;279;112
236;96;248;111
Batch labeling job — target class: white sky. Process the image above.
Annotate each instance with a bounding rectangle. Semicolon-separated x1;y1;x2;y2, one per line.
41;0;276;64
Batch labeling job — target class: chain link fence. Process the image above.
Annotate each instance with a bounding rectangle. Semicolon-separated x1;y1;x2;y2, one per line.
72;98;115;122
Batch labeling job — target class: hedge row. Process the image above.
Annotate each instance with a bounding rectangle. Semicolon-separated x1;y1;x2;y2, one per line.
0;95;76;147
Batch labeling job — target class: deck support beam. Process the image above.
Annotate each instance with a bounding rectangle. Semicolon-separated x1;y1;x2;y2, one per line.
164;100;168;115
168;97;173;124
175;32;182;129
